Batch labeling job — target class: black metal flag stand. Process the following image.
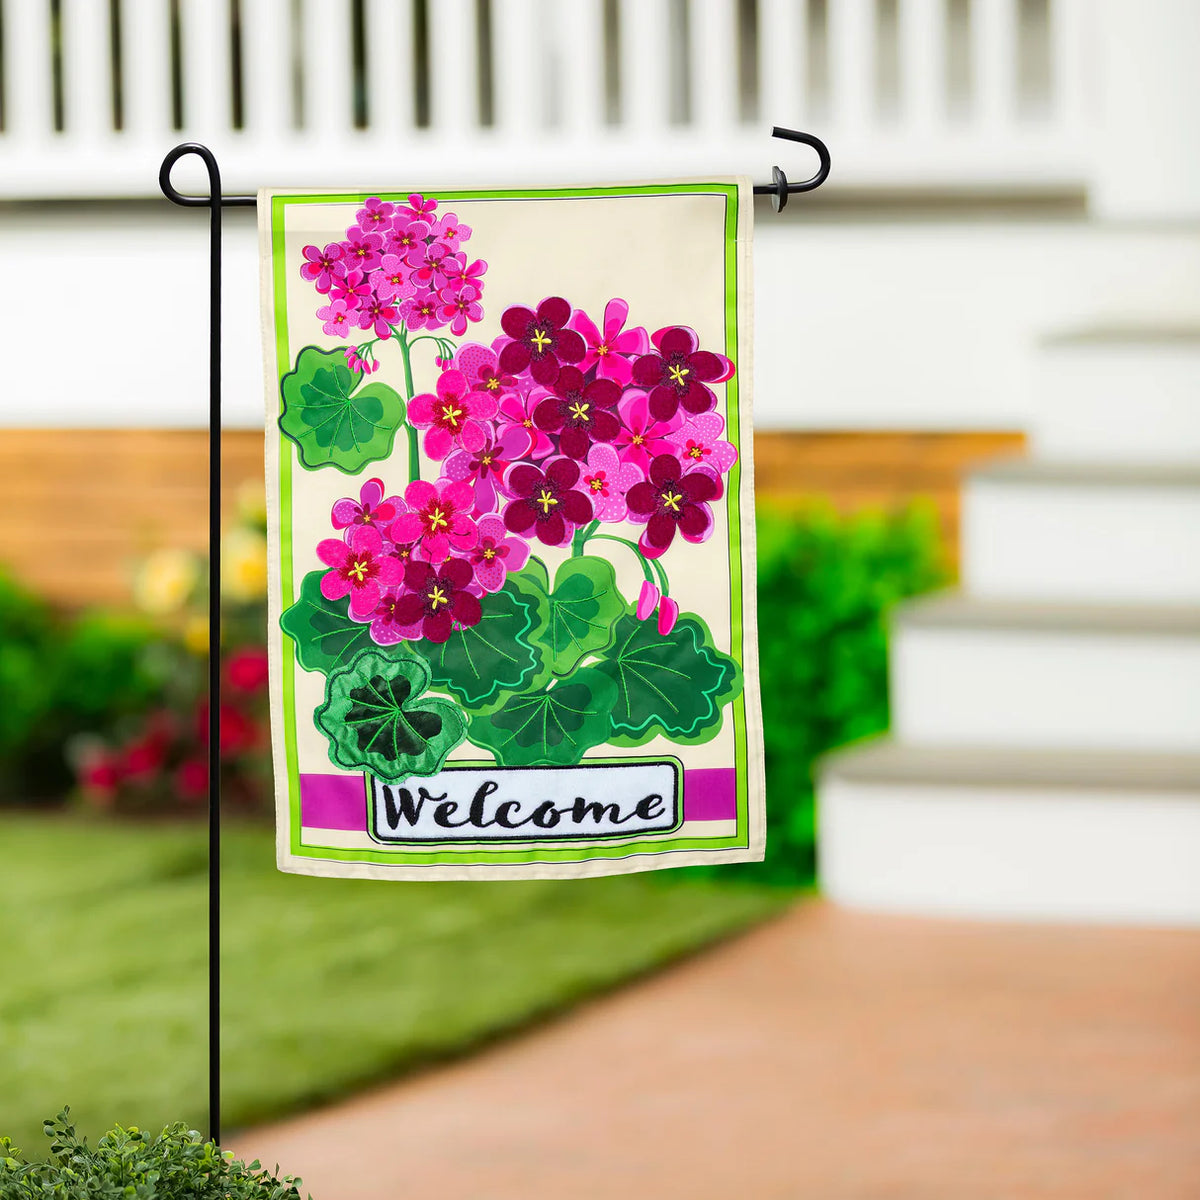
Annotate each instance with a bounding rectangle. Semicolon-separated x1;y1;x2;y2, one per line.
158;126;830;1145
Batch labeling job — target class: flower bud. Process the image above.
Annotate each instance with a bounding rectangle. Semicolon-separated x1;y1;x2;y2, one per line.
657;595;679;635
636;579;660;620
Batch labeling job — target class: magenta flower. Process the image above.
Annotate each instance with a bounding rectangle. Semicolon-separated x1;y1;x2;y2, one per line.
403;193;438;220
497;297;585;385
580;443;642;523
442;256;486;286
502;458;593;548
329;269;372;311
368;587;411;646
343;230;384;274
371;254;416;302
612;389;682;474
569;298;649;385
468;515;531;593
406;369;499;460
300;242;346;293
316;525;404;620
388;479;479;563
384;219;431;266
632;326;735;421
316;298;355;338
356;197;395;234
455;343;514;399
444;423;531;513
432;213;471;249
668;411;738;477
625;453;720;559
393;558;481;644
437;279;485;337
331;477;402;533
533;366;621;460
400;289;442;331
497;381;555;460
357;291;400;339
412;241;457;288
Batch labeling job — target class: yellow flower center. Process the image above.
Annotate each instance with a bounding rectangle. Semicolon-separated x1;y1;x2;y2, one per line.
441;403;463;428
536;488;558;514
631;433;644;445
481;453;493;466
485;377;499;390
597;343;610;356
530;327;553;353
483;547;496;559
523;419;533;429
689;445;704;458
589;478;604;491
348;557;370;581
568;401;590;422
661;490;683;513
668;364;690;386
426;506;449;532
428;584;448;609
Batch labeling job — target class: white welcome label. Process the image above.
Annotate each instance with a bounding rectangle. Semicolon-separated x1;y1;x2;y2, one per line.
369;761;681;843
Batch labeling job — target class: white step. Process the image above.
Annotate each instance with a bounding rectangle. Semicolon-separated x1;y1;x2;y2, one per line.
963;460;1200;604
1033;328;1200;464
819;740;1200;925
893;595;1200;752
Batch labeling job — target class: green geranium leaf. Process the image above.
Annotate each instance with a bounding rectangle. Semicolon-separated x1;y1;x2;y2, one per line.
279;570;389;675
469;669;617;767
279;345;404;473
517;556;626;674
316;652;467;780
409;575;547;706
595;612;743;746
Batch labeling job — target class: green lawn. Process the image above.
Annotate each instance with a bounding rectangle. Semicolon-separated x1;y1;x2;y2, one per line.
0;815;791;1151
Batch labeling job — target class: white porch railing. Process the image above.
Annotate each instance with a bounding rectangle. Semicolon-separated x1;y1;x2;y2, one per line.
0;0;1093;197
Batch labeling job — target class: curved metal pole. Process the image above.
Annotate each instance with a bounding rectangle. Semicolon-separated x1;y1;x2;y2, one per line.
158;142;226;1146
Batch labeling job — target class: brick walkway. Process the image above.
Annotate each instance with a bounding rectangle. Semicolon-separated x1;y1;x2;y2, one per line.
232;902;1200;1199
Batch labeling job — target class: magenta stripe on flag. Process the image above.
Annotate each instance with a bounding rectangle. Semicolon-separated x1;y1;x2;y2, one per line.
300;765;738;830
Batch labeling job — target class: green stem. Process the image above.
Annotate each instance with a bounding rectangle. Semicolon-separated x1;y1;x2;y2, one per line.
396;327;421;483
582;531;669;593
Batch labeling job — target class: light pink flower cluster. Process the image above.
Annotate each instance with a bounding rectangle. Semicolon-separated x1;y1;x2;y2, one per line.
315;297;738;646
301;194;488;371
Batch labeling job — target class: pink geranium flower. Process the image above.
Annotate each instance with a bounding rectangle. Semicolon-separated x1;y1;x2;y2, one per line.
300;242;346;293
394;559;482;644
356;197;395;234
455;343;514;399
400;289;442;331
497;381;556;459
368;587;411;645
502;458;593;548
444;423;531;514
437;278;485;337
329;269;372;310
612;389;682;474
625;452;720;560
403;193;438;220
384;218;431;266
497;296;586;385
412;241;457;288
316;525;404;620
357;291;400;339
371;254;416;302
316;298;354;337
467;515;530;593
580;443;643;523
406;369;499;461
667;411;738;478
569;298;649;385
343;229;384;274
632;325;735;421
389;479;479;563
432;213;471;248
533;366;621;460
331;477;403;533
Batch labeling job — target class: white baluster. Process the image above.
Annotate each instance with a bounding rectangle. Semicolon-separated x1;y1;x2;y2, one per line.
241;0;292;136
365;0;415;137
829;0;873;131
300;0;353;135
759;0;806;127
492;0;541;133
900;0;946;130
556;0;605;133
61;0;111;138
178;0;229;135
121;0;173;139
428;0;479;134
5;0;55;140
619;0;670;131
692;0;739;131
972;0;1016;129
1049;0;1094;138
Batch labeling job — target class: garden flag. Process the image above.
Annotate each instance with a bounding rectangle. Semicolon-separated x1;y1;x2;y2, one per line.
260;181;764;879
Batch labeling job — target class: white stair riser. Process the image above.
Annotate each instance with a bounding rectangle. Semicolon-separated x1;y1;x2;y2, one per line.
1033;345;1200;463
893;624;1200;751
820;777;1200;924
963;479;1200;604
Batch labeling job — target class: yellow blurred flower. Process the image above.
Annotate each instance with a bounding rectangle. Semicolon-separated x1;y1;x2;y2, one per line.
223;527;268;602
184;614;210;655
237;479;268;527
134;548;201;616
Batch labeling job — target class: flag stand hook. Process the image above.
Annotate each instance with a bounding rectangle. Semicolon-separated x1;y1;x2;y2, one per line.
157;124;830;1146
